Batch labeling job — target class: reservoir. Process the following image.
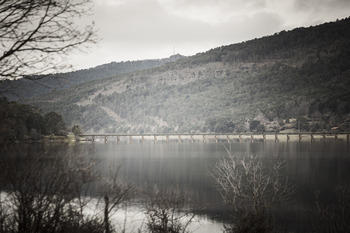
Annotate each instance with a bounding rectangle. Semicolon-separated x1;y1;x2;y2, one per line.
2;139;350;232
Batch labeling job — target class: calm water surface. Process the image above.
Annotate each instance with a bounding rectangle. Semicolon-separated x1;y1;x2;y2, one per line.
3;139;350;232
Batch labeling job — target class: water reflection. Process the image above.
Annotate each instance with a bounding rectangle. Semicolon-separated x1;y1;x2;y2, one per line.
1;140;349;232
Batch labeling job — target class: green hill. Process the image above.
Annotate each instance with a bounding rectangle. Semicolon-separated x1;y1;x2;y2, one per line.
17;17;350;134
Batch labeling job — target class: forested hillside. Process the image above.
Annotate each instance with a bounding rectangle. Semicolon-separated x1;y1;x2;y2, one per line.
0;55;183;101
17;17;350;134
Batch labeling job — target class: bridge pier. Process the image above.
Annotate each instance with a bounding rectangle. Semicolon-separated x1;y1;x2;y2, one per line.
82;133;349;144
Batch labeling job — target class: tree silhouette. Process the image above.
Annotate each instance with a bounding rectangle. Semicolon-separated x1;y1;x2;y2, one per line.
0;0;97;80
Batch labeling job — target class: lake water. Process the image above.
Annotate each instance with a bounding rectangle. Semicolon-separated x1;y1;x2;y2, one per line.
2;139;350;232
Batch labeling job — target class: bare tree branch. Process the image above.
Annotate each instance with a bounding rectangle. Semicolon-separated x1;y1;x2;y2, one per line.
0;0;98;80
210;146;296;232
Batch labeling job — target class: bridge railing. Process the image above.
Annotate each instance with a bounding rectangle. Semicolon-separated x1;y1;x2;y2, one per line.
79;132;350;143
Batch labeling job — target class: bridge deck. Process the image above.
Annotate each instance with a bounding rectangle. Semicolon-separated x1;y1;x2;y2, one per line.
79;133;349;143
80;132;346;137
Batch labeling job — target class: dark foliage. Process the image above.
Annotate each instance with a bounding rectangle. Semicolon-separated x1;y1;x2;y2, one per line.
0;97;67;144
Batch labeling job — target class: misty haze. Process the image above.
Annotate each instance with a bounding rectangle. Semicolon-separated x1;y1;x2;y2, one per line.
1;1;350;233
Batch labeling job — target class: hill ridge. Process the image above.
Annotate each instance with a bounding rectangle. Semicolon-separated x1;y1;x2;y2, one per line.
5;17;350;134
0;54;184;101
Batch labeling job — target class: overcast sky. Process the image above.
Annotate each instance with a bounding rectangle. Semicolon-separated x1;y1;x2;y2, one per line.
67;0;350;70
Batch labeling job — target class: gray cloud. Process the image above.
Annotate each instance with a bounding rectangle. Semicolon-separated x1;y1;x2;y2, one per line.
68;0;350;70
94;0;284;48
293;0;350;10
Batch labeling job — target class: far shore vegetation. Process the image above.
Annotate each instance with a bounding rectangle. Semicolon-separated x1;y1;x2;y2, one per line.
0;97;71;144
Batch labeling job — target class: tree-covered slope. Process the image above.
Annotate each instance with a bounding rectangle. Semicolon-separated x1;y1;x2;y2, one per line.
20;17;350;134
0;55;183;101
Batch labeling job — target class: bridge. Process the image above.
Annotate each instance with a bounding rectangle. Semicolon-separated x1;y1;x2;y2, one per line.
79;132;350;143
